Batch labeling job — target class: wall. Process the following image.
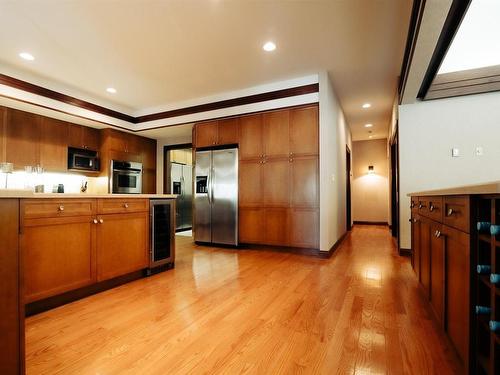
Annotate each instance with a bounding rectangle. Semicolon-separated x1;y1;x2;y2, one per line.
351;139;389;223
318;71;352;252
399;90;500;249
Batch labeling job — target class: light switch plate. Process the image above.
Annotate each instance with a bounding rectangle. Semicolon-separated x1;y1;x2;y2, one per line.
451;148;460;157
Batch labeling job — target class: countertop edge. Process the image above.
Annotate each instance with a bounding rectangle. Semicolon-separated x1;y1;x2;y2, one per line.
407;182;500;197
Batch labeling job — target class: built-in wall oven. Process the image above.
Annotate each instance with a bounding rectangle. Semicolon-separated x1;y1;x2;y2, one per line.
110;160;143;194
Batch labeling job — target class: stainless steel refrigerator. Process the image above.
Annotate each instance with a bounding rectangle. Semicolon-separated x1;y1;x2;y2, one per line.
170;163;192;231
194;148;238;246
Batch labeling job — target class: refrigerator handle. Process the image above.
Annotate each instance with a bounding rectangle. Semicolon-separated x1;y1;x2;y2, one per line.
207;170;211;204
180;176;184;197
211;167;215;203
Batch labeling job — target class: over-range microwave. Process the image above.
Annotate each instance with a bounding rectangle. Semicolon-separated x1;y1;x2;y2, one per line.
67;147;100;172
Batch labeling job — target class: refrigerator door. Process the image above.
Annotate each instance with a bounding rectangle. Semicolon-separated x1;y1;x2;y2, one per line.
182;164;193;230
194;151;212;242
171;163;183;231
211;148;238;245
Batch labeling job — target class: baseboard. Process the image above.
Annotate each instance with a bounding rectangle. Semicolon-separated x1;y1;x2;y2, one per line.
318;231;350;259
399;247;412;257
353;221;389;226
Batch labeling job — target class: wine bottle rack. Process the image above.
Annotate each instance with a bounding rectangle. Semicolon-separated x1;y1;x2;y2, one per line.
473;197;500;374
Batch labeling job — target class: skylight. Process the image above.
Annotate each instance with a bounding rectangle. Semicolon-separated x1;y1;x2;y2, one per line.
438;0;500;74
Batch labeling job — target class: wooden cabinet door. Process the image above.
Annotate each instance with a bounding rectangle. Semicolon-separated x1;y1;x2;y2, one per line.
412;215;421;279
0;199;22;374
239;208;265;243
217;118;239;145
239;160;263;206
429;221;445;326
444;225;470;367
0;107;5;162
39;117;68;171
22;216;96;303
96;212;149;281
5;108;40;169
239;114;263;159
141;138;157;169
290;156;318;208
289;208;319;248
264;208;288;245
195;121;218;148
263;110;289;158
82;126;100;150
263;158;289;207
419;217;431;298
142;168;156;194
290;106;318;156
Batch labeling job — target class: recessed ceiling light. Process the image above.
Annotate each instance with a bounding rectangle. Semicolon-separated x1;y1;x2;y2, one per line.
362;103;371;109
364;123;373;128
263;41;276;52
106;87;117;94
19;52;34;61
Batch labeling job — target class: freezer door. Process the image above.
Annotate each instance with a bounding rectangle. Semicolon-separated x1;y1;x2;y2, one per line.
171;163;183;230
182;164;193;229
194;151;211;242
212;148;238;245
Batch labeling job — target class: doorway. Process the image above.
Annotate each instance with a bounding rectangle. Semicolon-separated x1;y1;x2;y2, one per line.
163;144;193;233
390;131;400;242
346;145;352;231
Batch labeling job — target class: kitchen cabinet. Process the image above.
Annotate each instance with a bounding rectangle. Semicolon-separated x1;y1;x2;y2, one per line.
142;169;157;194
264;208;288;245
290;155;319;208
96;211;149;281
39;117;68;171
239;160;263;206
239;208;265;243
263;158;289;207
263;109;289;158
419;217;431;299
239;114;263;160
289;208;319;248
289;106;319;156
429;220;445;325
0;107;5;162
0;199;23;375
68;123;100;150
195;119;239;148
5;108;40;169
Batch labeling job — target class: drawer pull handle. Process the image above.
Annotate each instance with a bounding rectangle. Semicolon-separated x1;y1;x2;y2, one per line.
93;219;98;224
446;208;454;217
58;205;64;211
429;205;435;212
124;203;129;208
410;203;415;209
99;219;104;224
435;230;444;238
418;204;426;209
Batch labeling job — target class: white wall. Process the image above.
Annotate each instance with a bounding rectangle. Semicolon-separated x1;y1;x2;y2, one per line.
319;71;352;252
352;139;389;223
399;90;500;249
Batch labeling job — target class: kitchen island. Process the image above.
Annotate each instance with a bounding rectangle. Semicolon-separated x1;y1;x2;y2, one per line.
408;182;500;375
0;192;176;374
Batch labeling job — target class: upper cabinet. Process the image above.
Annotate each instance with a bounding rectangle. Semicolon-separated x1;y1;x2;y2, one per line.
194;118;239;148
263;110;289;158
68;123;100;151
39;117;68;171
239;114;263;160
289;106;319;156
5;108;40;169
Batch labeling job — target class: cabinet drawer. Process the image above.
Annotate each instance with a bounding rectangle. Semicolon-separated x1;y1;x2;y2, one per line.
427;196;443;222
443;196;470;233
97;199;149;214
410;196;419;214
22;199;95;219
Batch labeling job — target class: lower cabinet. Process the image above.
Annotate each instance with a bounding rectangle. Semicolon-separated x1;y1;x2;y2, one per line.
96;212;149;281
429;221;445;325
23;216;96;303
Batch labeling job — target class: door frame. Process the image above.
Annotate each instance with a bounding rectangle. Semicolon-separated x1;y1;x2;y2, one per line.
346;145;352;231
390;126;402;253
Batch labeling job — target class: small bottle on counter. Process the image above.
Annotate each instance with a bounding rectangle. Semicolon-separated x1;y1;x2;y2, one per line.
477;265;492;274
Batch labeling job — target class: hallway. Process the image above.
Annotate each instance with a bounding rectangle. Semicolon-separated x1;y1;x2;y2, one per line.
26;226;461;374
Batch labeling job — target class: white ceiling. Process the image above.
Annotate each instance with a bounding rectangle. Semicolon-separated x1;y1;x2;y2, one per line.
0;0;412;141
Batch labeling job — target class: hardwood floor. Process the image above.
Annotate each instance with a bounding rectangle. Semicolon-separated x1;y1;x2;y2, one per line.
26;225;462;374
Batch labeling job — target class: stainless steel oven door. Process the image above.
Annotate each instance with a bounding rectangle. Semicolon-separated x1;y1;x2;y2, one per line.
112;170;142;194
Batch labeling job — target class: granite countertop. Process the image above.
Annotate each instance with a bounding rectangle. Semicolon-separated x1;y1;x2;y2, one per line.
408;181;500;197
0;189;177;199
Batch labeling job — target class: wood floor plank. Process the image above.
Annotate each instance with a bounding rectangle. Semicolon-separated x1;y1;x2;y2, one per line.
26;226;463;374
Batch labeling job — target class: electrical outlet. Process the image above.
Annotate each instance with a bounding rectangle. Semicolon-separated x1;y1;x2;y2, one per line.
475;146;484;156
451;148;460;157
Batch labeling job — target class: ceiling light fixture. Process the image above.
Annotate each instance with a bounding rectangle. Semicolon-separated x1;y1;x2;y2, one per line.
362;103;371;109
365;123;373;128
106;87;117;94
19;52;34;61
263;41;276;52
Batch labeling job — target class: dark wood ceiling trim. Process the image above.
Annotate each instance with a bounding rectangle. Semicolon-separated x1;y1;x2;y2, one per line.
0;74;136;123
417;0;472;99
398;0;426;104
134;83;319;123
0;73;318;125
